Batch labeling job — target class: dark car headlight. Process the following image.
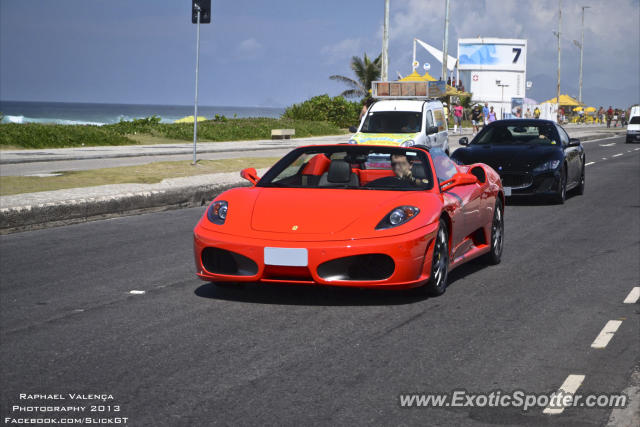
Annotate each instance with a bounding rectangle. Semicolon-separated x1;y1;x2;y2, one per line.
532;160;561;173
376;206;419;230
207;200;228;225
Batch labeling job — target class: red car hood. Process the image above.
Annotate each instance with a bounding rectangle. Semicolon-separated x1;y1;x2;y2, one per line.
250;188;410;234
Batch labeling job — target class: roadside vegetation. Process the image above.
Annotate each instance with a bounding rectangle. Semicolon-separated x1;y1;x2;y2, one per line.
0;117;346;149
0;157;280;196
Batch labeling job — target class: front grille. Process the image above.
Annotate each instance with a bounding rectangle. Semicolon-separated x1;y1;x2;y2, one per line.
317;254;395;281
500;173;533;189
201;247;258;276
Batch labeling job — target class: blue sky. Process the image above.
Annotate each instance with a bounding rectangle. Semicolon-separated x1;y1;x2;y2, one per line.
1;0;638;108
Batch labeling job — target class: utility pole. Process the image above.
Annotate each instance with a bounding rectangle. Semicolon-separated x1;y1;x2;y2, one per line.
192;3;201;165
578;6;590;103
381;0;390;81
556;0;562;117
190;0;211;165
442;0;450;81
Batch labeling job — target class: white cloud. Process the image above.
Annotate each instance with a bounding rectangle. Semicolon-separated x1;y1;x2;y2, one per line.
236;38;262;59
321;38;363;63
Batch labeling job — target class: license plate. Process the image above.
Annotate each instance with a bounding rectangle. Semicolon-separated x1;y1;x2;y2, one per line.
504;187;512;196
264;247;308;267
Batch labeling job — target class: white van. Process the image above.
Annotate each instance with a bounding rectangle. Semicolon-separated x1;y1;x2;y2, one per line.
349;99;450;154
626;105;640;143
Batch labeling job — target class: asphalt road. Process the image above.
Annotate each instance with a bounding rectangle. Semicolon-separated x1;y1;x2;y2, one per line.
1;135;638;426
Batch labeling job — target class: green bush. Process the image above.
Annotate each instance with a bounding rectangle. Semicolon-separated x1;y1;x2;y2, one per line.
0;123;133;148
283;95;361;128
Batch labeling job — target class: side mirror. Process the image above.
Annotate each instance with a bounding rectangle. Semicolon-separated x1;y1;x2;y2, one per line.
348;126;358;133
428;126;439;135
440;172;479;192
459;137;469;146
568;138;581;147
240;167;259;185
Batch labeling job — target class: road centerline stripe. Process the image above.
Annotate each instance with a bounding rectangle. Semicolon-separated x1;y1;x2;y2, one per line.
585;161;595;166
543;375;586;415
129;290;146;295
600;143;616;147
612;153;623;157
591;320;623;349
623;287;640;304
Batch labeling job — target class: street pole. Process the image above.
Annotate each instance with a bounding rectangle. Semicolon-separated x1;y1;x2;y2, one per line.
192;4;201;165
578;6;589;103
556;0;562;120
381;0;389;81
442;0;450;81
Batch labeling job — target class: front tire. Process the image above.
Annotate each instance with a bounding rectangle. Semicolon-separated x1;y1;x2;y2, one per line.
554;166;567;204
422;219;449;296
486;199;504;265
576;165;585;195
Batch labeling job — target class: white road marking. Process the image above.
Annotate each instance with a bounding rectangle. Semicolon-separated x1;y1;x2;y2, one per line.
612;153;623;157
623;287;640;304
602;157;607;160
635;148;640;151
543;375;586;415
129;290;146;295
591;320;623;349
585;161;595;166
600;143;616;147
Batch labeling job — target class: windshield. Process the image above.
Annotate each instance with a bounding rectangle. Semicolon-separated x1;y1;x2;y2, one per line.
630;116;640;124
258;146;434;191
360;111;422;133
473;124;559;145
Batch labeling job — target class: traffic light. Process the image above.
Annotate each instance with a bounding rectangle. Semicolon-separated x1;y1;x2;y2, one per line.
192;0;211;24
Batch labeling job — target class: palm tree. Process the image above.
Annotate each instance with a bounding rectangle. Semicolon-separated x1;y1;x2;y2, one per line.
330;53;382;99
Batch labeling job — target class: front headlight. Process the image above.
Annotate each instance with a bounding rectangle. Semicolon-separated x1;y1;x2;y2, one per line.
532;160;561;172
207;200;228;225
376;206;420;230
401;140;415;147
348;139;358;144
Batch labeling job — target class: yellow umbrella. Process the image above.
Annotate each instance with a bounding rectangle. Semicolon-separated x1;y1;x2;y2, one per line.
584;106;596;112
421;71;437;81
573;106;583;112
174;115;207;124
398;70;428;82
542;94;583;106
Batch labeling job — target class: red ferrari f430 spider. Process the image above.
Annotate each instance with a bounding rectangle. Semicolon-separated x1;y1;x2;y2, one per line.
193;144;504;295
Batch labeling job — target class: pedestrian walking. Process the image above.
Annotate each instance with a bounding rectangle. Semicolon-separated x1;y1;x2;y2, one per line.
453;102;463;134
597;106;604;124
471;105;482;135
359;97;374;121
482;102;490;126
525;108;532;118
488;106;497;123
606;106;613;128
534;106;541;119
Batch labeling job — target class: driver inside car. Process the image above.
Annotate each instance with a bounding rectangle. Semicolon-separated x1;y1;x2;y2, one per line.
390;153;429;186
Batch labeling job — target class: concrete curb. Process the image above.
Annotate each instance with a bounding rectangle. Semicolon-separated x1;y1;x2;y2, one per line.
0;181;247;234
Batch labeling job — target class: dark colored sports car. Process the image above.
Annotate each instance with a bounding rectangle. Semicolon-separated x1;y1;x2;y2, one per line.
451;120;585;203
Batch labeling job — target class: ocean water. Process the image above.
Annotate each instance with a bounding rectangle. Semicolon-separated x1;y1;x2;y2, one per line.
0;101;285;125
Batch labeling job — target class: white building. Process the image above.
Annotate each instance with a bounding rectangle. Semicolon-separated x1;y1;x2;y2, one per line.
457;38;527;119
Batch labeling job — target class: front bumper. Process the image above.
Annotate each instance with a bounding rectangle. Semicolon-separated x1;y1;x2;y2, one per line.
500;170;562;196
193;223;439;289
627;132;640;143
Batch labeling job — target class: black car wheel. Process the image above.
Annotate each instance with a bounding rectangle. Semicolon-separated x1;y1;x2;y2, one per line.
576;165;585;195
486;199;504;265
554;166;567;204
422;218;449;296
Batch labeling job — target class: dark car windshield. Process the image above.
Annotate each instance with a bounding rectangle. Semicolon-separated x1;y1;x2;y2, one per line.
630;116;640;124
360;111;422;133
473;124;559;146
258;146;434;191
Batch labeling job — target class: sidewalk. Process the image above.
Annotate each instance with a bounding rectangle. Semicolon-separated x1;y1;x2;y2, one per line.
0;126;625;232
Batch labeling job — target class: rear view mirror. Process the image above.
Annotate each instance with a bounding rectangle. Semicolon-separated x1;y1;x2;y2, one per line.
428;126;439;135
348;126;358;133
459;137;469;146
240;167;259;185
568;138;581;147
440;172;479;192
